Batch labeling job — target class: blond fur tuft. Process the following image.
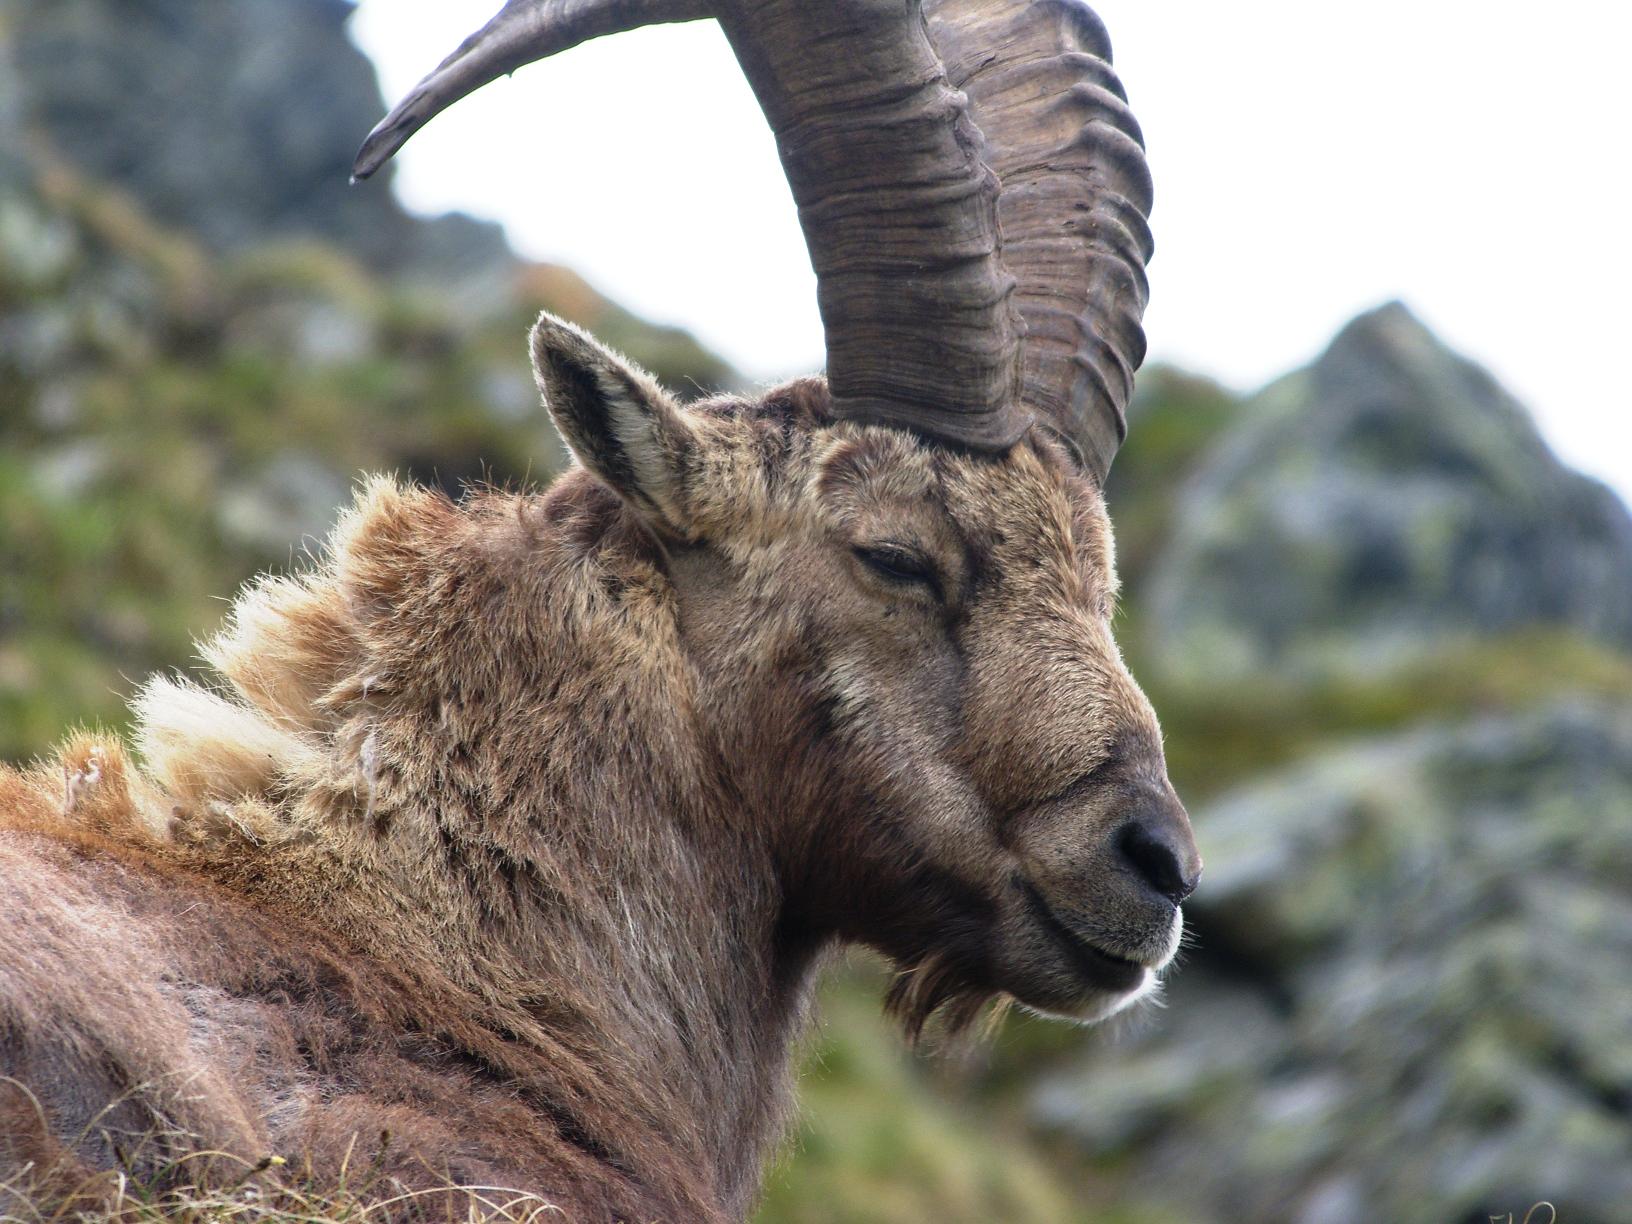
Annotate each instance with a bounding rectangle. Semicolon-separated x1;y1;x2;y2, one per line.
200;571;354;733
132;676;318;814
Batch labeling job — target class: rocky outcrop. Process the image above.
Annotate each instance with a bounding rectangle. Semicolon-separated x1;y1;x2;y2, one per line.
2;0;507;282
1144;303;1632;683
1035;700;1632;1224
1069;303;1632;1223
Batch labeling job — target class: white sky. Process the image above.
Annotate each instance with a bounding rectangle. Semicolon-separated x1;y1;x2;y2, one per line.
350;1;1632;502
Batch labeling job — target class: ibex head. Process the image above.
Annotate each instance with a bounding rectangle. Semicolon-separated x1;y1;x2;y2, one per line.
358;0;1198;1033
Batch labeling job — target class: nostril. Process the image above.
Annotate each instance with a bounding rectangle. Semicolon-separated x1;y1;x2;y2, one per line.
1117;821;1200;906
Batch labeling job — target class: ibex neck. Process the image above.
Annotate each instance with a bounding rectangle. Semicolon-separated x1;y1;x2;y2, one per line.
388;773;814;1215
289;482;821;1216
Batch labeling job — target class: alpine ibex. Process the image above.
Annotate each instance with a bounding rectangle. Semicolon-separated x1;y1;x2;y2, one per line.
0;1;1198;1219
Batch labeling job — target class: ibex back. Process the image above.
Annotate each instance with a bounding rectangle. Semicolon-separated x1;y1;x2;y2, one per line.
0;1;1199;1220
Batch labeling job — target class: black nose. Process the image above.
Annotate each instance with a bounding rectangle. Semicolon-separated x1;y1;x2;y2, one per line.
1117;819;1202;906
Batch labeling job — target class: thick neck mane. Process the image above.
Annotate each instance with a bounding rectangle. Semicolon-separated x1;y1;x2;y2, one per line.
1;475;817;1220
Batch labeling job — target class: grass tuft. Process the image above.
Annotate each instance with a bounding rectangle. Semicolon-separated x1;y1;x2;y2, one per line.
0;1085;563;1224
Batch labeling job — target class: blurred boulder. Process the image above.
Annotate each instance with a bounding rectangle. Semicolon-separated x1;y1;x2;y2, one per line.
1146;303;1632;684
31;438;111;500
218;452;351;553
1036;700;1632;1224
2;0;508;285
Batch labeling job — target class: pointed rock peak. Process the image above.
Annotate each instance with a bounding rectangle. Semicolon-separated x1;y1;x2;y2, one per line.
1316;300;1473;392
1296;300;1551;487
1330;298;1429;344
1315;300;1482;392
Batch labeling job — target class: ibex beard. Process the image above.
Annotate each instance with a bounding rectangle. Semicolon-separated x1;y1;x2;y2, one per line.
0;316;1197;1221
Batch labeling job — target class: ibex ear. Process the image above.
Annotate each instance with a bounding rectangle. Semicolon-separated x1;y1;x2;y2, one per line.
531;313;696;531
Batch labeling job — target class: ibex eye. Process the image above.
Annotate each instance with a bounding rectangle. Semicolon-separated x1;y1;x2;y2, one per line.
855;545;938;592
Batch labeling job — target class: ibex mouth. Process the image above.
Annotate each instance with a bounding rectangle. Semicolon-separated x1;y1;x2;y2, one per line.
1018;880;1148;994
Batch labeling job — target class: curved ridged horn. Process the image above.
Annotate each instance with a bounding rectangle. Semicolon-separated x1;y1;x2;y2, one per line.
924;0;1154;482
354;0;1027;452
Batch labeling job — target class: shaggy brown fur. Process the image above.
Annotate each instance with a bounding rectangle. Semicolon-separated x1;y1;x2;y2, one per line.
0;316;1197;1221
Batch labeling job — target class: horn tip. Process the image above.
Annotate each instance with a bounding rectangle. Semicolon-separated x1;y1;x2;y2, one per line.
352;114;413;181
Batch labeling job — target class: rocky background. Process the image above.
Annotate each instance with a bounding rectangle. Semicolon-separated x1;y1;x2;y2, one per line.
3;3;1629;1222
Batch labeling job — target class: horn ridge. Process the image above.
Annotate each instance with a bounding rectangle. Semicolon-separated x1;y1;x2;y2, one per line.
924;0;1157;482
717;0;1023;444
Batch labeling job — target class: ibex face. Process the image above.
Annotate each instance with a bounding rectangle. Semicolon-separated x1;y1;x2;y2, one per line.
536;318;1198;1030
